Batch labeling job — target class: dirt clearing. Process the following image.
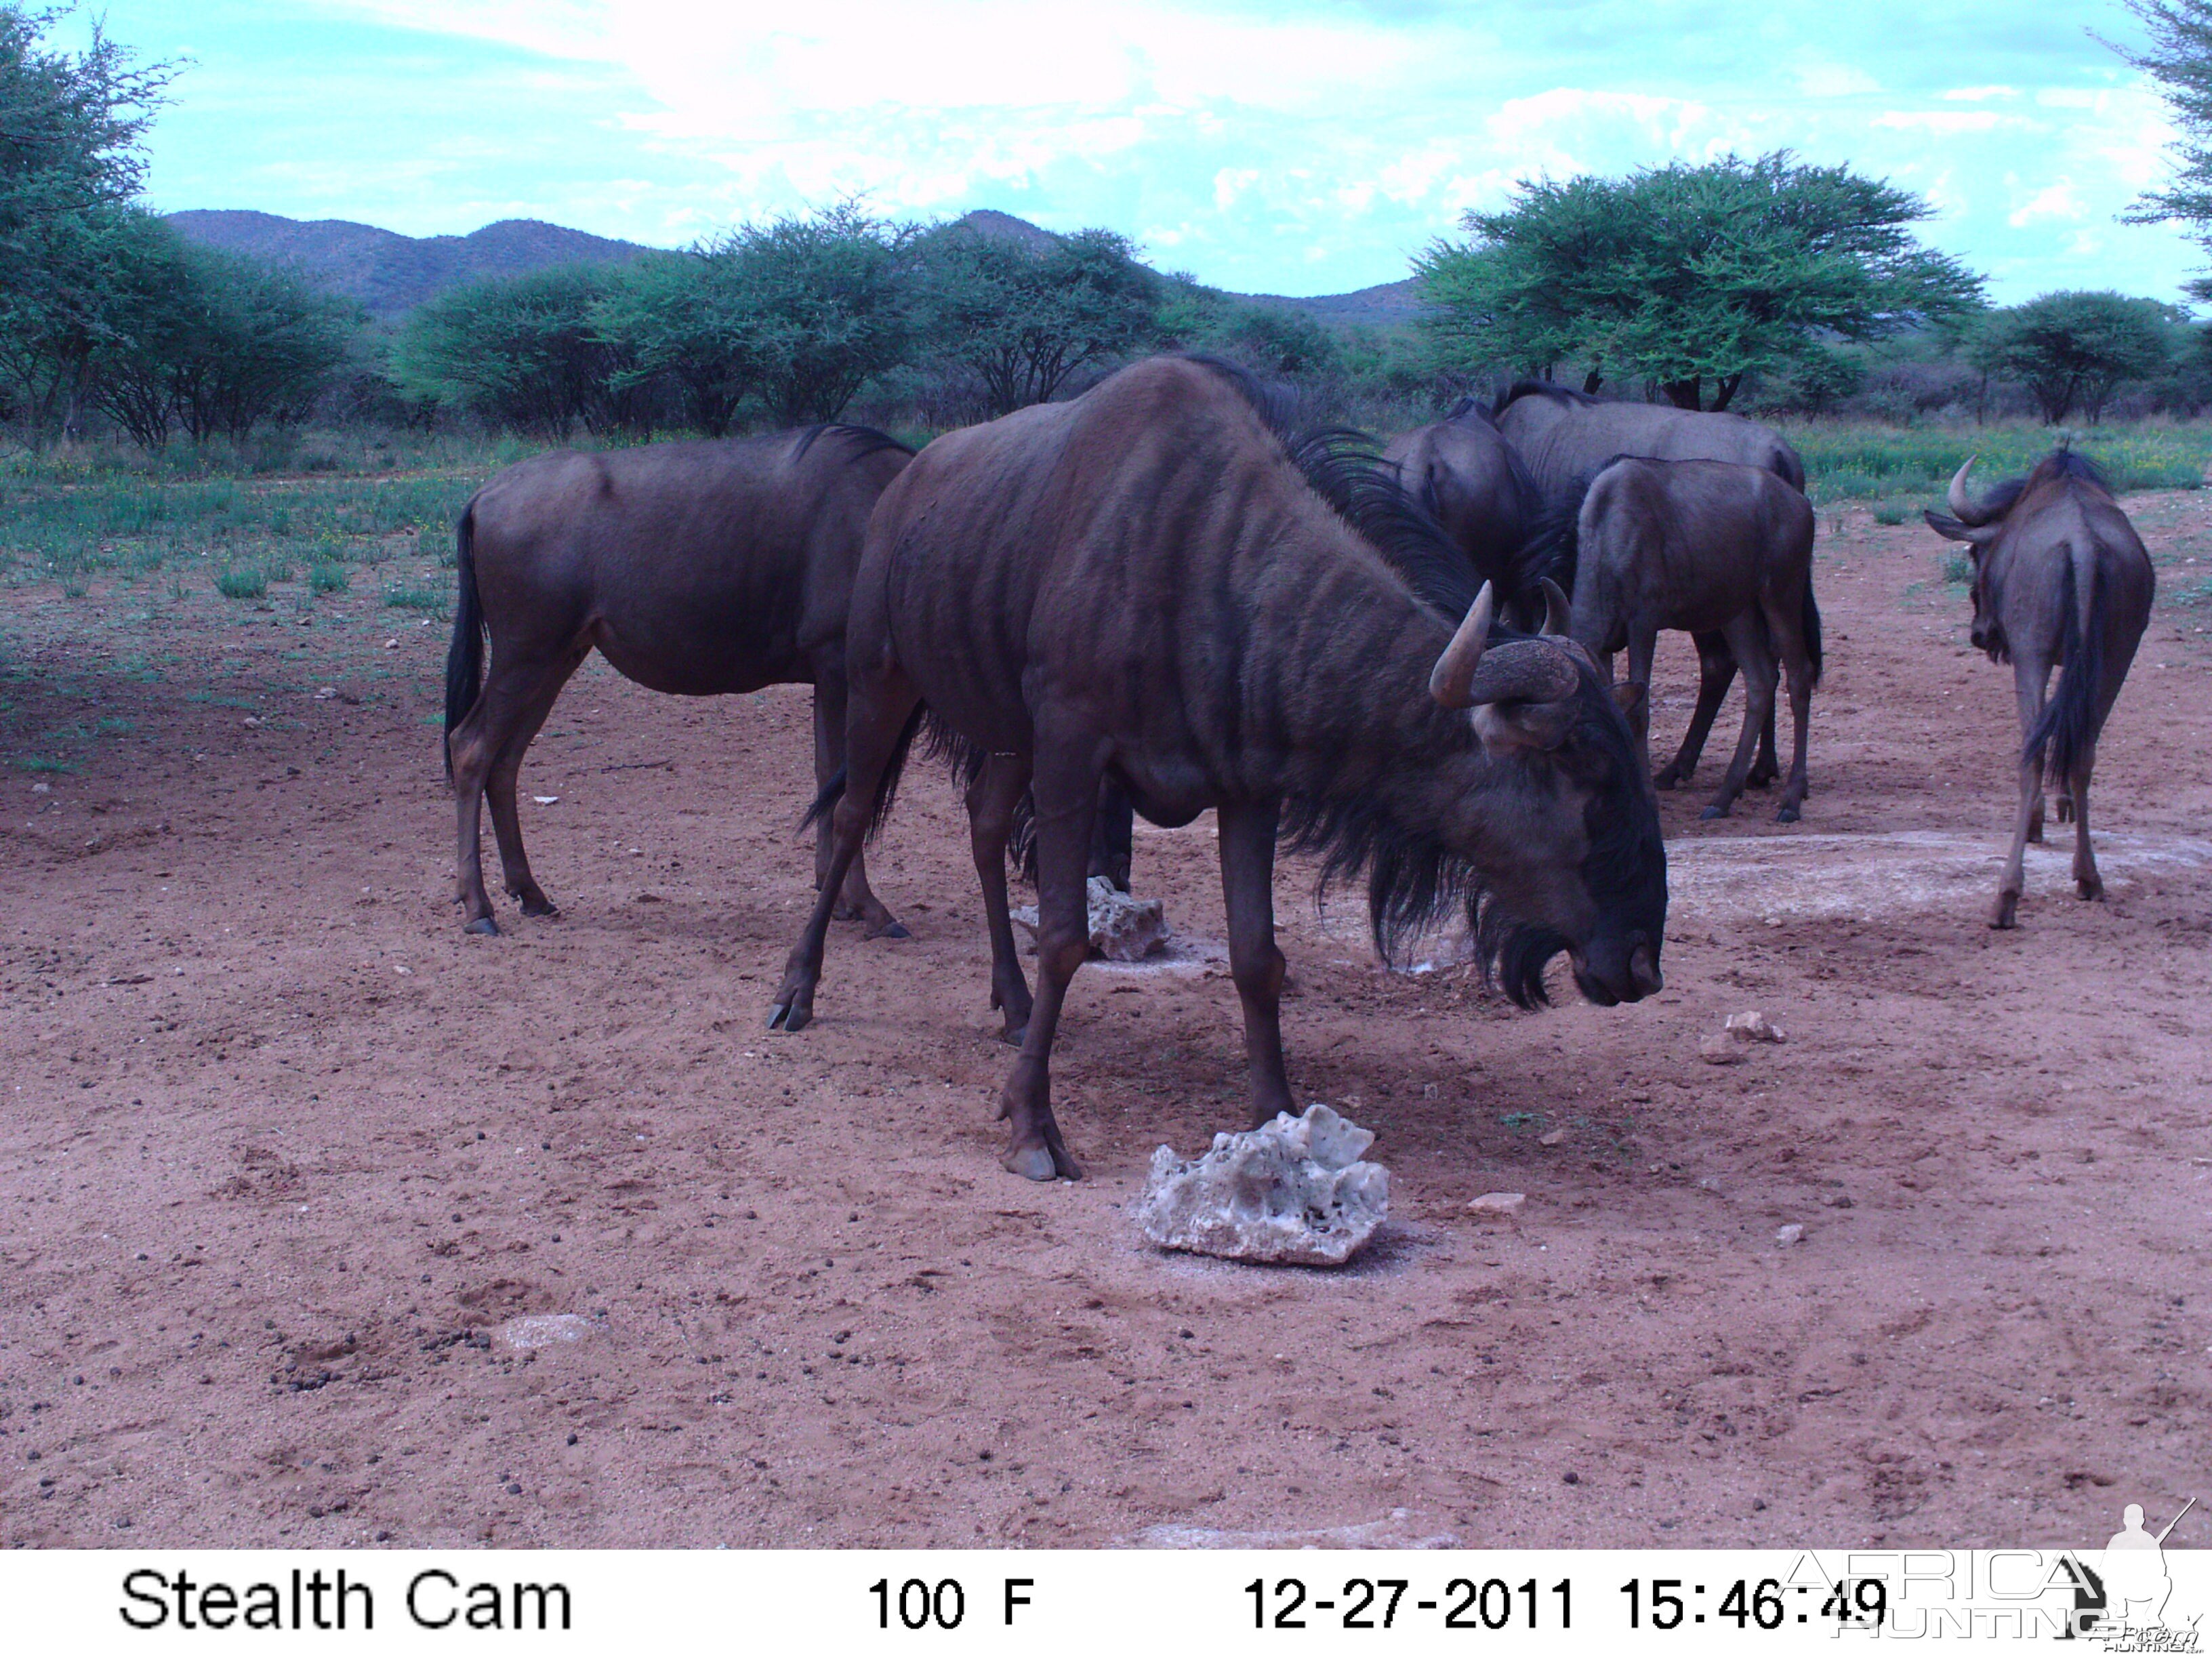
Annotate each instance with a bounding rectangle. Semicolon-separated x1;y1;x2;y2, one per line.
3;495;2209;1549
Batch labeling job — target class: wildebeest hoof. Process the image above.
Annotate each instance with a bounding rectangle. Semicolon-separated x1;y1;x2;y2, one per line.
464;915;499;937
520;895;558;918
2076;877;2104;901
1989;894;2020;929
1775;804;1801;823
1000;1022;1027;1048
1700;804;1730;821
1652;768;1682;791
766;995;813;1032
867;919;909;940
1002;1137;1080;1181
2026;823;2045;844
2055;798;2076;823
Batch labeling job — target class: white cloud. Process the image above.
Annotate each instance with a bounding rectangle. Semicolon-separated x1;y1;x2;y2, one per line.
2009;180;2085;226
1872;109;2013;134
83;1;2212;302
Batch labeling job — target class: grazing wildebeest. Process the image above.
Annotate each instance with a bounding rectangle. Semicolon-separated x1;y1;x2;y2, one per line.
1496;380;1814;790
1555;457;1820;822
769;355;1666;1181
443;426;912;937
1382;396;1544;605
1923;449;2154;929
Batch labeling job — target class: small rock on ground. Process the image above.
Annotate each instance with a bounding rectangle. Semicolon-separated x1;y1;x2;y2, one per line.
1012;876;1169;962
1466;1191;1526;1216
1136;1103;1388;1266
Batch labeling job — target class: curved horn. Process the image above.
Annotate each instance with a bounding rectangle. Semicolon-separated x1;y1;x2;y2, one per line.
1430;581;1494;709
1947;455;1991;525
1539;577;1571;637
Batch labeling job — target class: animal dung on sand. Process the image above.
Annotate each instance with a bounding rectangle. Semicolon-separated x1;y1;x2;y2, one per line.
1136;1103;1389;1266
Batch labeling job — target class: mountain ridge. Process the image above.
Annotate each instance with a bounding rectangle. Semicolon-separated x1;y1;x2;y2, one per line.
165;207;1424;332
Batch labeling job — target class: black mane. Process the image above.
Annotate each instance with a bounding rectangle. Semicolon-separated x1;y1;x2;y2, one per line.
1177;352;1481;625
1181;352;1631;1002
1960;446;2114;523
792;422;914;464
1495;378;1598;413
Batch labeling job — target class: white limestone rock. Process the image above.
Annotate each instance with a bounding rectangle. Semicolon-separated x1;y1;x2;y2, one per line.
1136;1103;1389;1266
1011;876;1168;962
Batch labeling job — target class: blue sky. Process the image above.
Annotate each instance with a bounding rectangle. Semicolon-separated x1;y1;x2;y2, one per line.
57;0;2207;304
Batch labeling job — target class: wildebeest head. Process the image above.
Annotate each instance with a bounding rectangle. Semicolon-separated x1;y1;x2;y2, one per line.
1428;581;1666;1008
1924;453;2100;661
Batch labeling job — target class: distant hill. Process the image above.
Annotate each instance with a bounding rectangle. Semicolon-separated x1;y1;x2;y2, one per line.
165;211;652;319
164;207;1425;333
1231;277;1425;334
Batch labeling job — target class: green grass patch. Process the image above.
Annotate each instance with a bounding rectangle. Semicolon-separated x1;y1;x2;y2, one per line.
308;561;349;594
1943;552;1973;586
214;567;268;600
383;585;446;614
1871;499;1914;525
10;754;77;773
1784;420;2212;505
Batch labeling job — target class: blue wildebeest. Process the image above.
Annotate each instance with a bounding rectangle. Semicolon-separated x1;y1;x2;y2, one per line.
1382;396;1545;607
769;354;1666;1181
1924;450;2155;929
1551;457;1820;822
443;426;913;937
1495;380;1815;791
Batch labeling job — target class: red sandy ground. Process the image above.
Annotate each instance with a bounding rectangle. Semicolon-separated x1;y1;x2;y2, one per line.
2;495;2209;1551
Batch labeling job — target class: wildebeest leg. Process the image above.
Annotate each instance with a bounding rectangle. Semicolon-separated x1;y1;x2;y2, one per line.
1992;656;2053;929
1748;702;1782;790
485;643;586;918
768;677;920;1033
1702;615;1776;821
1621;624;1660;782
966;753;1034;1045
1762;596;1814;824
1217;798;1294;1130
810;672;906;939
2067;737;2103;901
1092;775;1134;892
995;733;1097;1181
451;653;571;935
1654;632;1736;790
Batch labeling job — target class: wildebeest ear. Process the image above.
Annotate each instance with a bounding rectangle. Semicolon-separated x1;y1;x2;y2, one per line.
1612;681;1645;719
1923;510;1999;545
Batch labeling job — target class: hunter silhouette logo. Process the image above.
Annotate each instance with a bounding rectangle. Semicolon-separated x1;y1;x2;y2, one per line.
2072;1497;2200;1647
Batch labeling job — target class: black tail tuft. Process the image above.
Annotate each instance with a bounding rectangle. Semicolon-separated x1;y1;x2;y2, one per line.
2024;554;2106;780
442;502;484;782
1801;577;1825;687
801;703;933;845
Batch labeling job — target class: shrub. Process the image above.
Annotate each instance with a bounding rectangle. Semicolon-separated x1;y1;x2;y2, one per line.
214;566;267;598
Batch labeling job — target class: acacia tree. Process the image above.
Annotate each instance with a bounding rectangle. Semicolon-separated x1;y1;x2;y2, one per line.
701;203;917;425
1965;291;2179;424
1418;152;1983;410
0;5;174;443
918;223;1159;415
2107;0;2212;291
589;250;752;436
395;266;653;439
